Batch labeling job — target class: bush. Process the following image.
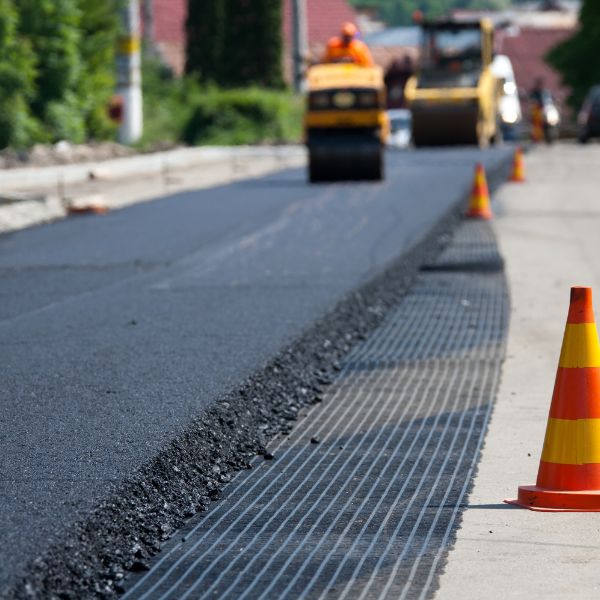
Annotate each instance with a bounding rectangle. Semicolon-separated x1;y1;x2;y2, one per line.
182;88;302;146
0;0;39;149
140;59;303;149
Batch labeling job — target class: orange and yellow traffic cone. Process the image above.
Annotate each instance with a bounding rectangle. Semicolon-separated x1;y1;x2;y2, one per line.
466;163;492;220
509;146;526;182
506;286;600;511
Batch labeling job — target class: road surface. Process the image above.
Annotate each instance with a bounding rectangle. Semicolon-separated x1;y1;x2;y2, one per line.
0;147;511;598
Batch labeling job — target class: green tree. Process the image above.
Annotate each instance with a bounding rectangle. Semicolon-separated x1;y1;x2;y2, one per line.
547;0;600;110
186;0;226;81
75;0;119;139
0;0;39;148
221;0;283;87
186;0;283;88
18;0;85;142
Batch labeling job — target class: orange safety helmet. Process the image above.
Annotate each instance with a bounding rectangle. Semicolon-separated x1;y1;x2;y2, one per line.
341;22;357;38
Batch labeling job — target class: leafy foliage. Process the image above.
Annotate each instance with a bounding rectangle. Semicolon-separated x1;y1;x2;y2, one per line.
141;58;301;149
18;0;84;142
182;87;300;145
76;0;120;140
0;0;38;148
0;0;118;149
186;0;284;88
547;0;600;110
186;0;226;80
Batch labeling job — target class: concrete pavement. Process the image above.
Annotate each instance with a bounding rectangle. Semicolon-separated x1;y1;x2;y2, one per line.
436;143;600;599
0;146;304;234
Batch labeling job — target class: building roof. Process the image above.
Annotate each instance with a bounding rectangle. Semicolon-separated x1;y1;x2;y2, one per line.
153;0;186;44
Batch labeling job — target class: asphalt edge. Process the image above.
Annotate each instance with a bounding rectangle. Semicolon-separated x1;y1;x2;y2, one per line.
5;156;513;600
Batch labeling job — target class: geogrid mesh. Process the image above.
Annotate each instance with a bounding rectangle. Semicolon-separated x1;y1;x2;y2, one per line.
124;220;508;600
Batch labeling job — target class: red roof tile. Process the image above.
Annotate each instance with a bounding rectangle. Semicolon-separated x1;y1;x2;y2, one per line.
153;0;187;44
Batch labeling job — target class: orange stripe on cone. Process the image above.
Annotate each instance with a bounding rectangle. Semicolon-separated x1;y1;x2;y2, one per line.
550;368;600;419
567;286;595;323
506;286;600;511
509;146;525;182
465;163;492;220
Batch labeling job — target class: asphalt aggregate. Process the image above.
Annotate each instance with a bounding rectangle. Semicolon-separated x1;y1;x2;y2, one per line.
122;220;508;600
0;148;511;598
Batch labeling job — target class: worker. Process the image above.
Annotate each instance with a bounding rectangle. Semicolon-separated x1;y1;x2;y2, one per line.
384;55;415;108
322;22;374;67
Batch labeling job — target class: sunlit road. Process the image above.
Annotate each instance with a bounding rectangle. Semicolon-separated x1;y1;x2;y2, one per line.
0;147;511;594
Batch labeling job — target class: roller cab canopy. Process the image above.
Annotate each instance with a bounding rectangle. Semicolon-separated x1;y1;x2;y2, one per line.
417;19;494;89
307;64;384;92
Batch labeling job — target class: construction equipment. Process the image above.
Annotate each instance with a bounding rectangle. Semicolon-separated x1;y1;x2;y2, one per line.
304;63;389;182
405;19;501;147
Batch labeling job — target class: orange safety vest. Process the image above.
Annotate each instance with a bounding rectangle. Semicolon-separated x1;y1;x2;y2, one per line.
322;37;374;67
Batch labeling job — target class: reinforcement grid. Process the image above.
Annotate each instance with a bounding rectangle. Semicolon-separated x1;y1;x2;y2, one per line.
124;220;508;600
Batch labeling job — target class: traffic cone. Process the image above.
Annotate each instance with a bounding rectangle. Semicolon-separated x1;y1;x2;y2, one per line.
506;286;600;511
509;146;526;182
465;163;492;220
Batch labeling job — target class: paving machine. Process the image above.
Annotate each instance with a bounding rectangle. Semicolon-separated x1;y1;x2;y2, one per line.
405;19;500;147
304;64;389;182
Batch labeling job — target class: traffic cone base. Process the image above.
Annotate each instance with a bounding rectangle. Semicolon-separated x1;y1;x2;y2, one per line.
506;287;600;512
506;486;600;512
466;163;492;220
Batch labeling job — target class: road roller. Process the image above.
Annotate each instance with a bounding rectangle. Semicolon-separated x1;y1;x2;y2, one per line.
405;19;501;147
304;64;389;182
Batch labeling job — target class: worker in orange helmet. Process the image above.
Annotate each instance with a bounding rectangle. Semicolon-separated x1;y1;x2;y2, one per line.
322;22;374;67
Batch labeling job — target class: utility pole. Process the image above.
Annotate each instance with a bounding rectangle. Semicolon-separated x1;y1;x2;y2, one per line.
117;0;143;144
291;0;308;93
142;0;155;55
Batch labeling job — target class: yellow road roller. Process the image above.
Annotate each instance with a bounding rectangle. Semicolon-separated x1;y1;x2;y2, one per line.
405;19;501;147
304;64;389;182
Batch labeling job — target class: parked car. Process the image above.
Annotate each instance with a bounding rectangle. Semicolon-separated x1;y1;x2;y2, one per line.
387;108;411;148
491;55;523;141
578;85;600;143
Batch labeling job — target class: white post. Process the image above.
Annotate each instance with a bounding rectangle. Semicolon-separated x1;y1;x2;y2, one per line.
117;0;143;145
292;0;308;93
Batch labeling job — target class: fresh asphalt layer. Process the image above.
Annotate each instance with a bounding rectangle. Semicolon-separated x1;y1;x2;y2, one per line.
0;148;511;595
123;219;508;600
